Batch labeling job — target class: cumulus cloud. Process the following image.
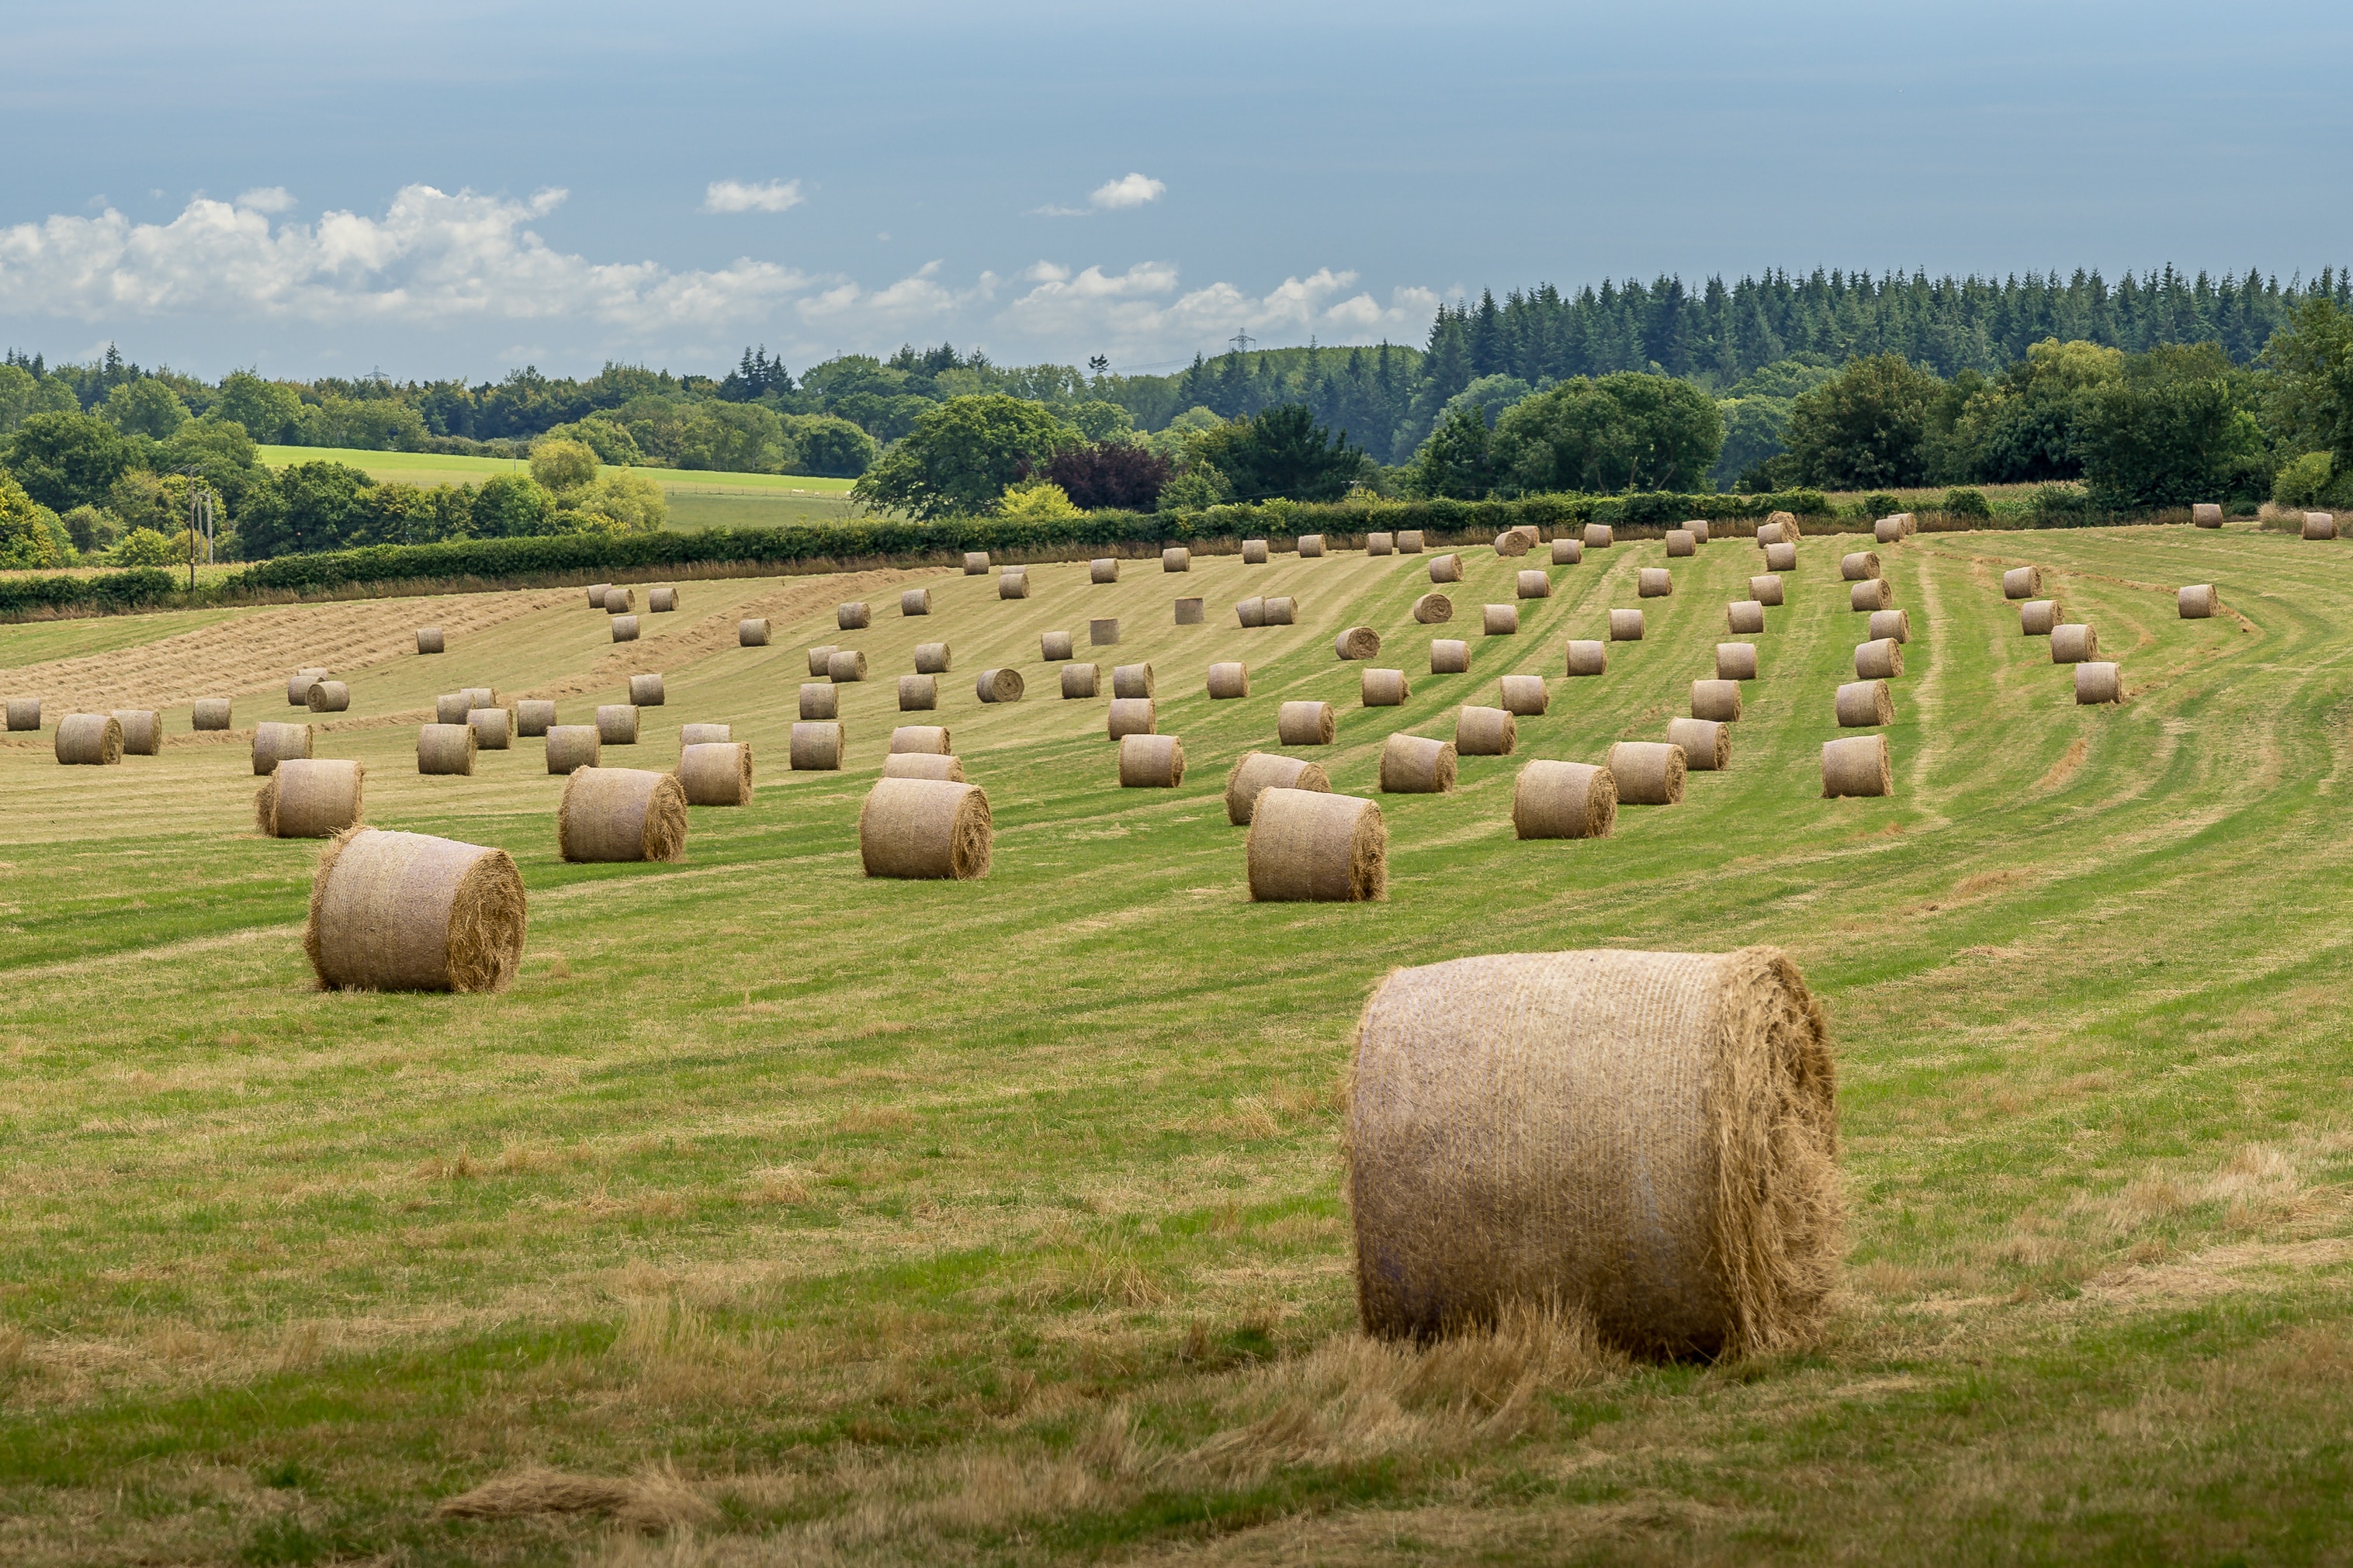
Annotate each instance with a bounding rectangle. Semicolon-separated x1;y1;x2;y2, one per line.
234;186;296;213
702;178;804;215
1090;172;1165;209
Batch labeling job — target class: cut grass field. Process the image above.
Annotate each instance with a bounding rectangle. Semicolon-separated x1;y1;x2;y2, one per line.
4;522;2353;1563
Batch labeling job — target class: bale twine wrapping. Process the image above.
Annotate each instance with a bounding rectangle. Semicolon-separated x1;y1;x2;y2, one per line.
1164;546;1193;572
1243;538;1270;564
1225;752;1332;823
1716;642;1759;682
2076;662;2123;704
1639;568;1673;597
740;618;770;646
587;583;612;607
828;649;868;683
1874;517;1904;545
418;627;444;654
611;614;639;642
1512;760;1615;840
1090;618;1121;646
790;722;845;770
467;707;512;749
1566;639;1607;677
1431;639;1471;673
192;697;232;731
1668;716;1730;771
517;700;556;736
1610;608;1645;641
799;683;838;721
546;725;601;774
899;674;938;710
2003;566;2042;599
1298;535;1326;558
1347;946;1836;1353
1499;674;1549;715
1854;639;1904;680
1119;733;1186;787
1484;604;1520;635
1398;530;1425;552
605;587;634;614
1764;542;1797;573
1412;592;1453;624
289;669;328;705
1237;595;1267;628
677;742;754;806
558;767;689;861
2020;599;2061;636
595;704;639;745
999;569;1031;599
1841;551;1881;582
1750;574;1784;606
1062;663;1100;698
807;645;837;676
629;673;665;706
257;758;363;837
1362;667;1409;706
55;712;123;765
884;752;965;781
1107;697;1156;738
680;722;732;747
438;693;474;725
1516;569;1552;599
859;777;992;880
1264;596;1298;625
1335;625;1381;659
1208;661;1249;699
901;587;930;616
1379;733;1457;794
305;828;527;994
1691;679;1743;722
1607;740;1685;805
976;667;1025;703
1113;663;1155;699
1176;597;1204;624
838;601;871;630
1727;600;1766;635
1455;704;1516;756
1822;734;1892;798
2192;503;2223;528
2051;624;2097;663
114;709;161;754
1279;700;1338;746
418;722;477;775
1868;609;1911;644
1849;579;1894;613
965;551;990;574
2178;583;2219;618
252;721;314;774
650;587;677;613
1835;680;1894;727
1584;523;1613;550
1551;538;1582;566
1367;531;1394;556
1429;553;1464;583
1041;629;1075;662
891;725;952;755
1246;790;1384;902
2303;512;2336;540
1666;529;1696;557
1755;521;1784;546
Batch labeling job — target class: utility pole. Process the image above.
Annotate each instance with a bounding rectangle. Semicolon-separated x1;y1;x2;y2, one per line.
178;467;214;590
1228;329;1256;355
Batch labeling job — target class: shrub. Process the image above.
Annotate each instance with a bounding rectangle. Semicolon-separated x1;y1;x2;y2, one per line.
2273;451;2334;508
1942;487;1993;518
1863;492;1901;517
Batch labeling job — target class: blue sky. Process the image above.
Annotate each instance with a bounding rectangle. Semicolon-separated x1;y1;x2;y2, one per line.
2;0;2346;382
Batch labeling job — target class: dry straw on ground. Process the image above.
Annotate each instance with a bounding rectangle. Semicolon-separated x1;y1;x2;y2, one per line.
1868;608;1911;643
611;614;639;642
1668;716;1730;771
890;725;951;754
1413;593;1453;624
416;627;443;654
1638;568;1673;598
192;697;231;730
2004;566;2043;599
1243;538;1269;564
1666;529;1695;557
900;587;930;615
2076;661;2123;704
629;673;665;705
1841;551;1881;581
256;757;363;837
1361;667;1409;705
1062;663;1100;698
1512;759;1615;839
1483;604;1520;635
1822;733;1893;797
677;742;754;806
1279;700;1338;746
1583;523;1613;549
1091;618;1121;646
517;700;555;736
1850;579;1894;612
1107;697;1156;738
1764;542;1797;572
650;587;677;612
1455;704;1516;756
1610;608;1644;641
1716;642;1759;680
1224;752;1330;824
976;667;1024;702
1208;661;1249;699
467;708;511;749
2021;599;2062;636
1164;546;1192;572
1691;680;1742;722
828;649;868;682
304;827;527;994
1855;639;1904;680
1430;639;1470;673
113;709;161;754
1113;663;1155;698
1379;732;1457;794
1835;680;1894;727
2052;624;2098;663
54;712;123;765
1335;625;1381;659
1551;537;1582;566
1090;557;1120;583
1246;788;1384;902
859;777;992;879
595;704;639;745
417;723;476;776
1041;630;1075;661
252;721;313;775
838;601;872;630
545;725;600;774
799;684;838;721
1750;574;1784;606
790;722;846;770
882;753;964;781
1499;674;1549;715
738;618;769;646
679;722;731;747
1298;534;1326;557
899;675;937;711
558;767;689;861
1118;733;1186;787
1607;740;1685;805
1428;553;1464;583
1727;600;1765;634
963;551;989;574
2179;583;2220;618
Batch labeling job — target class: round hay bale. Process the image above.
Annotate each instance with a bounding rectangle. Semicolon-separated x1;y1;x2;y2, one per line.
418;723;476;775
1335;625;1381;659
605;587;634;614
252;721;313;774
1512;760;1615;839
1716;642;1759;681
790;722;845;770
5;696;40;731
594;704;639;746
838;601;871;630
2192;503;2223;528
900;587;931;616
460;687;496;711
1225;752;1332;823
1854;639;1904;680
1455;704;1516;756
1867;609;1911;644
588;582;612;607
1264;596;1298;625
1090;618;1121;646
1691;679;1743;722
2051;624;2097;663
434;694;469;724
1041;629;1075;662
417;627;444;654
1551;538;1583;566
799;683;838;721
1412;592;1453;624
1298;535;1326;558
1494;528;1532;557
1087;556;1120;584
1163;546;1192;572
629;673;665;706
1668;716;1729;771
914;641;951;673
2076;662;2123;704
1428;553;1464;583
1499;674;1549;715
55;712;123;765
546;725;601;774
874;727;946;763
611;614;639;642
1175;597;1205;624
517;700;556;737
680;722;732;747
1665;529;1696;557
1888;512;1913;535
2178;583;2219;618
1483;604;1520;635
1849;578;1893;612
1756;522;1784;546
1516;569;1552;600
1113;663;1155;699
898;674;938;710
2003;566;2042;599
1279;700;1338;746
1346;946;1835;1353
1237;596;1267;628
1398;530;1425;552
1246;790;1384;902
1835;680;1894;728
677;742;754;806
828;649;867;683
1772;510;1802;538
999;569;1031;600
1583;523;1613;550
258;757;364;837
2303;511;2336;540
1380;733;1457;794
1243;538;1270;564
1821;734;1891;798
1686;519;1712;543
1119;733;1186;787
859;777;991;880
1609;608;1644;641
1607;740;1685;805
467;707;512;749
964;551;991;575
192;697;232;731
1638;568;1673;598
1107;697;1156;739
1566;639;1607;677
1208;661;1249;699
1061;663;1100;699
1841;551;1881;582
305;828;526;993
1764;542;1797;573
1430;638;1471;673
2019;599;2060;636
1362;667;1409;706
289;669;328;706
1750;574;1784;607
1367;531;1394;556
740;618;771;647
1727;600;1766;635
807;645;838;677
558;767;688;860
650;587;677;613
113;709;161;754
1873;517;1902;544
973;667;1025;702
883;753;965;781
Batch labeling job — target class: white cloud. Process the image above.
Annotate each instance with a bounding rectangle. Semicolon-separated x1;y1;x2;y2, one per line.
1090;172;1165;210
997;265;1432;363
702;178;805;214
235;186;296;214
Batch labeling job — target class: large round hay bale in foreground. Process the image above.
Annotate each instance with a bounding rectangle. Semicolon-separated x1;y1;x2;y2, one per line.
1279;700;1337;746
860;777;991;879
1430;638;1470;673
2051;624;2098;663
1638;567;1673;597
1242;538;1270;564
2178;583;2219;618
595;704;639;745
2076;662;2122;704
1061;663;1100;698
2003;566;2042;599
545;725;600;774
901;588;930;616
740;619;771;646
1727;600;1765;635
890;725;951;754
1118;733;1185;787
899;674;937;710
114;709;161;755
976;667;1025;703
517;700;555;737
1334;625;1381;659
1716;642;1759;681
1668;716;1729;771
1868;609;1911;644
1107;697;1156;738
418;627;444;654
2192;503;2223;528
883;753;965;781
1665;529;1696;557
1428;553;1464;583
680;722;731;747
1835;680;1894;727
1499;674;1548;715
650;587;677;613
55;712;123;765
558;767;688;861
677;742;754;806
1849;579;1893;612
2019;599;2061;636
418;723;476;775
1454;705;1516;756
1298;534;1326;558
1750;574;1784;607
1412;592;1453;624
1347;946;1836;1355
999;569;1031;600
1483;604;1520;635
611;615;639;642
1609;608;1644;641
1112;663;1155;699
1398;530;1425;552
1691;680;1742;722
828;649;867;683
1607;740;1685;805
914;641;951;673
257;758;364;837
253;722;313;775
790;722;845;770
1841;551;1880;582
1513;760;1614;839
1163;546;1192;572
467;708;512;749
305;828;527;994
964;551;990;575
1379;733;1456;794
288;669;328;706
1090;556;1119;583
1551;538;1582;566
1362;667;1409;706
1208;661;1249;699
2303;512;2336;540
605;587;634;614
1247;790;1384;902
1566;639;1606;677
1764;542;1797;573
799;684;837;721
1855;639;1904;680
1822;734;1892;797
1583;523;1613;550
192;697;231;731
838;601;871;630
1225;752;1331;823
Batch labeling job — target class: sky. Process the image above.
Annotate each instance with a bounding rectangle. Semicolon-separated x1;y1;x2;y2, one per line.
2;0;2348;385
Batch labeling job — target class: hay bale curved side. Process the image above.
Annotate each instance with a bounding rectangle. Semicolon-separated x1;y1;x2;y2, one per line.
1566;640;1606;677
1668;716;1730;771
915;641;951;673
2051;624;2098;663
611;615;639;642
1821;734;1892;797
517;700;556;736
1854;639;1904;680
2003;566;2042;599
1551;538;1582;566
882;753;965;781
1224;752;1330;824
677;742;754;806
1278;701;1337;746
1841;551;1881;581
1691;680;1742;722
417;723;476;776
1727;601;1765;635
650;587;678;613
1849;579;1894;612
56;712;124;765
1335;626;1381;659
1750;574;1784;606
738;618;771;647
1609;608;1644;641
680;722;731;747
595;704;639;745
629;673;666;706
1428;553;1463;583
259;758;365;837
2178;584;2219;618
890;725;951;754
1412;593;1453;625
192;697;232;731
1512;760;1615;839
557;767;689;862
901;588;930;615
1638;568;1673;598
113;709;161;754
2076;662;2123;704
417;628;444;654
1163;546;1191;572
1716;642;1759;680
1835;680;1894;728
1061;663;1100;698
1499;674;1548;715
790;722;845;770
1607;740;1685;805
305;828;527;994
838;601;872;630
899;675;938;711
1246;790;1384;902
1207;661;1249;699
2020;599;2061;636
1112;663;1155;699
1118;733;1185;787
1090;557;1120;583
1454;705;1516;756
827;649;868;683
253;721;314;775
976;667;1024;703
1430;639;1470;673
1483;604;1520;635
1379;733;1456;794
1361;667;1409;705
1764;542;1797;573
1867;609;1911;644
859;777;991;879
466;708;512;749
799;684;838;720
546;725;601;774
1107;697;1156;739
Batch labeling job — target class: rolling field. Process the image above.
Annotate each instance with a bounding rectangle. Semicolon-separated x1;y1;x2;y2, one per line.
3;523;2352;1563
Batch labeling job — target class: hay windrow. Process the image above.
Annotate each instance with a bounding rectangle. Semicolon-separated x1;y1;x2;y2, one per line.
1607;740;1685;805
557;767;690;862
791;722;846;770
1224;752;1331;824
1512;759;1615;839
1379;732;1457;794
259;758;365;837
1835;680;1895;727
1208;661;1249;699
305;827;527;995
1821;734;1893;797
55;712;123;765
858;777;991;879
1118;733;1185;787
1361;667;1409;705
1454;704;1516;756
1566;639;1606;677
1668;716;1731;770
1278;700;1338;746
1246;789;1385;902
677;742;754;806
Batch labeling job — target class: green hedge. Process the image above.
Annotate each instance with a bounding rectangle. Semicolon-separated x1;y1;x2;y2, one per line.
0;569;178;616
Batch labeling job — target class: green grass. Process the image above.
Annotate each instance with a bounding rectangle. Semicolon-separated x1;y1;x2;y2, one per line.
5;523;2353;1563
255;445;858;498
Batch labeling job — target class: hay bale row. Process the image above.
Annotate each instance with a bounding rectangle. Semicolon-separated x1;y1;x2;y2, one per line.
1208;661;1249;699
2076;662;2122;704
1727;600;1766;634
1764;542;1797;573
1118;733;1185;787
1668;716;1729;771
560;767;688;861
1225;752;1330;823
1868;609;1911;643
792;722;845;770
1822;734;1891;797
2051;624;2098;663
1835;680;1894;727
1849;579;1893;612
1717;642;1758;680
306;828;526;994
418;723;476;775
1608;741;1683;805
1362;667;1409;705
1279;700;1336;746
257;758;363;837
55;712;123;765
1855;639;1904;680
1455;705;1514;756
860;777;991;879
677;742;753;805
546;725;600;774
1246;789;1382;902
253;721;313;775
